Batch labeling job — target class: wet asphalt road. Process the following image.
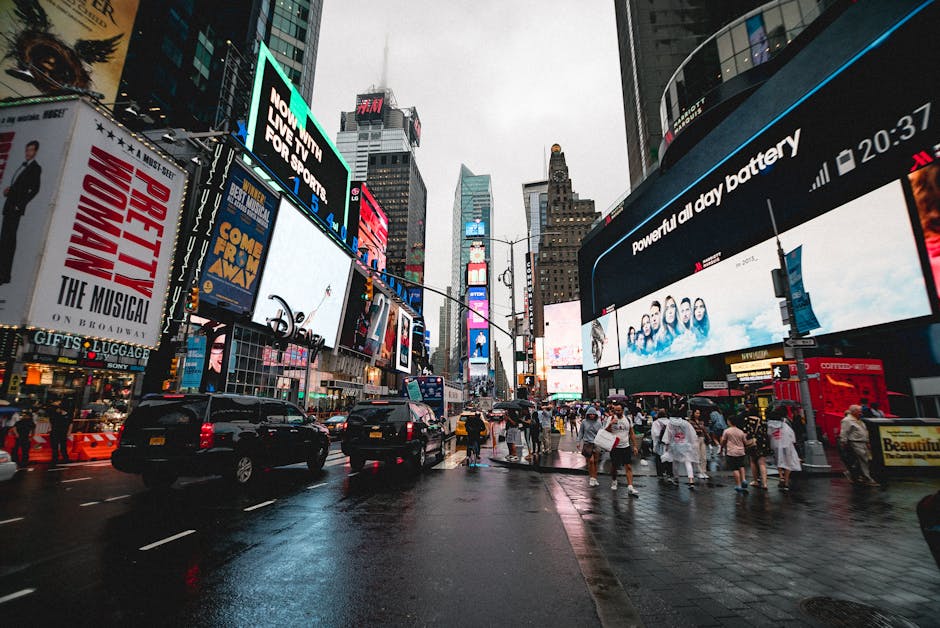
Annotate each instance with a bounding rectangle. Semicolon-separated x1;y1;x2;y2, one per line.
0;444;602;627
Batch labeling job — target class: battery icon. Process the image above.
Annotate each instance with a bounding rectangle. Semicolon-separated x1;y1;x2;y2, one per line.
836;149;856;175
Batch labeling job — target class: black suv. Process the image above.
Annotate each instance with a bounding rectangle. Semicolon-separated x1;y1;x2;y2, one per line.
112;393;331;488
342;399;445;472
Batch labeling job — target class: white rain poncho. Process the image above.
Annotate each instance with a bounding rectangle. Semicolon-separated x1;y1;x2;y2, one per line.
662;417;699;464
651;416;669;456
768;419;802;471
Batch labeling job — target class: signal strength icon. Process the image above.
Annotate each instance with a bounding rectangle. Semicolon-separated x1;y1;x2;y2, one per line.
810;161;830;192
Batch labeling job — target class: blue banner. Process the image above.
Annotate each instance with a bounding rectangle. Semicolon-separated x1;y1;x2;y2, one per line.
181;336;206;390
785;245;821;334
199;165;278;315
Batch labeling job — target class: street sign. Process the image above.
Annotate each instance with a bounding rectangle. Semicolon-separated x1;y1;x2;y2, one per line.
726;373;739;382
783;337;817;348
702;381;727;390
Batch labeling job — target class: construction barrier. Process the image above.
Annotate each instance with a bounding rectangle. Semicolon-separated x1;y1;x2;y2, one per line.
71;432;118;461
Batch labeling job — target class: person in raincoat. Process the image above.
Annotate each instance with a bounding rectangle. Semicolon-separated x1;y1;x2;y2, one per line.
662;410;699;487
767;408;801;491
650;409;671;478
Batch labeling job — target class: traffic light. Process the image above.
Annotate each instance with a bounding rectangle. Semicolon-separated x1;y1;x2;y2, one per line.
186;285;200;312
169;356;180;379
364;276;374;301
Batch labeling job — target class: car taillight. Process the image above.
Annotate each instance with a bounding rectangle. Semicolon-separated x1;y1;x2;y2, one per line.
116;424;125;444
406;421;414;441
199;422;215;449
341;422;346;431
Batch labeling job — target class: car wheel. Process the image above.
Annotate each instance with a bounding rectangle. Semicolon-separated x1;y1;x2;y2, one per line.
349;455;365;472
307;441;328;473
142;470;175;490
437;438;446;462
232;453;255;485
413;443;427;472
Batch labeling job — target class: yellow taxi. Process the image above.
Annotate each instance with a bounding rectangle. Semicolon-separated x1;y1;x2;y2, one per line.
455;410;488;442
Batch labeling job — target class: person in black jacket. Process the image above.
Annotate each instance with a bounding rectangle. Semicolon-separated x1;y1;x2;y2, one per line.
48;400;72;466
12;410;35;468
464;411;486;466
0;140;41;285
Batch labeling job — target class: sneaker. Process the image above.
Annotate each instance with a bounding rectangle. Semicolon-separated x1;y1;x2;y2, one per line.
639;459;649;466
588;477;599;487
611;480;618;490
781;484;790;492
735;486;746;493
687;482;695;489
697;473;709;480
627;485;639;497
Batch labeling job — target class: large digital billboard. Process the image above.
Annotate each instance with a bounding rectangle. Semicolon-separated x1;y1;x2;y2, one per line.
581;310;619;371
350;182;388;270
617;180;930;368
396;308;413;373
0;0;140;104
338;270;370;354
198;164;277;315
467;286;488;329
467;262;487;287
0;99;186;347
583;5;939;366
548;368;583;395
245;43;350;241
469;328;490;364
251;198;352;348
355;92;386;122
543;300;582;367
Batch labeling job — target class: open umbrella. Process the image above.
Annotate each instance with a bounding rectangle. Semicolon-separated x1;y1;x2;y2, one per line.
694;389;745;398
493;399;536;412
630;391;680;397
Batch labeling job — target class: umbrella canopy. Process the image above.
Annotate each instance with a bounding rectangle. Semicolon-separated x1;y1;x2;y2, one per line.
694;389;745;398
493;399;536;412
630;391;681;398
688;396;719;409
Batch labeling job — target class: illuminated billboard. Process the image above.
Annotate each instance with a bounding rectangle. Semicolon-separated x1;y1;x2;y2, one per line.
355;92;386;122
467;262;487;287
469;328;489;364
581;311;619;371
0;99;186;347
548;368;583;395
198;164;277;315
467;286;488;329
0;0;140;104
616;180;930;368
465;221;486;237
350;182;388;270
396;308;413;373
251;199;352;348
245;43;351;242
543;300;582;367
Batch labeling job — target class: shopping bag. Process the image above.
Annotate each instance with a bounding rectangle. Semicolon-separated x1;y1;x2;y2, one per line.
593;429;619;452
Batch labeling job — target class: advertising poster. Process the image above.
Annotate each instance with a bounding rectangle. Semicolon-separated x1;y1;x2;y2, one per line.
0;100;76;326
909;162;940;300
0;0;140;103
18;100;186;347
581;311;619;371
467;286;488;329
198;164;277;315
351;182;388;269
396;307;413;373
543;300;583;367
379;301;398;366
251;198;352;348
878;424;940;467
465;221;486;237
469;328;489;364
548;368;583;395
180;336;206;390
467;262;487;286
616;180;930;368
245;43;350;239
338;271;370;353
355;92;385;122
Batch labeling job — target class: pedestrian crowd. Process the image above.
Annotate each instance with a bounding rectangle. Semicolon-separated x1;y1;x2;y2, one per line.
1;400;74;468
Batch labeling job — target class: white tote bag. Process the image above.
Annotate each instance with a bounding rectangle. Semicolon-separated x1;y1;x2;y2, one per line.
593;429;619;452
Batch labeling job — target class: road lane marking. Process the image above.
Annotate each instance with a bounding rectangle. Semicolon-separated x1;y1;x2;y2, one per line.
325;457;347;468
62;477;92;483
80;461;112;468
243;499;276;512
0;588;36;604
80;501;101;507
139;529;196;551
306;483;327;489
105;494;130;502
0;517;25;525
46;467;67;472
434;451;467;470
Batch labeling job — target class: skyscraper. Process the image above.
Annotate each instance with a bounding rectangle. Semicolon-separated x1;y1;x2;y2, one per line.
116;0;324;130
335;89;426;305
450;165;493;380
613;0;765;189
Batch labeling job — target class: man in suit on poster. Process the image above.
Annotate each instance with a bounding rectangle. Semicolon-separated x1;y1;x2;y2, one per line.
0;140;41;284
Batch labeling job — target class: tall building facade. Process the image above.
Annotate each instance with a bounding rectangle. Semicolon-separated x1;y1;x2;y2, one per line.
613;0;765;189
536;145;599;326
449;166;493;381
336;90;426;305
117;0;323;131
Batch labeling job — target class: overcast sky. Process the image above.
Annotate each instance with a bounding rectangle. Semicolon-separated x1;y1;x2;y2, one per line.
312;0;629;378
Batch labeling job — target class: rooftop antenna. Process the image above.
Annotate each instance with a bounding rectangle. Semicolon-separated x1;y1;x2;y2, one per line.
380;34;389;89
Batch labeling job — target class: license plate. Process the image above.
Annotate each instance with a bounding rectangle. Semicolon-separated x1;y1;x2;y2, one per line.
149;436;166;446
369;431;383;439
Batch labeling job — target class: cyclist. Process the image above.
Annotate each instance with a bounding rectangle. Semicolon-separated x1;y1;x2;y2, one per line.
464;411;486;466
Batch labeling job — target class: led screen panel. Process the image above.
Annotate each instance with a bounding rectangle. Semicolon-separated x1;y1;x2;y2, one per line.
548;368;583;395
581;311;619;371
469;328;490;364
616;180;930;368
251;199;352;348
396;308;413;373
543;300;583;367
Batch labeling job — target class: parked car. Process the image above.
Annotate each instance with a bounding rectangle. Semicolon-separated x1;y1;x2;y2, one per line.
111;393;331;489
0;449;16;482
341;398;446;472
323;414;347;439
455;410;489;443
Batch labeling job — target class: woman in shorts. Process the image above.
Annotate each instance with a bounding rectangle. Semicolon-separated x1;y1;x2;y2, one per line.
578;407;603;487
721;416;750;493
